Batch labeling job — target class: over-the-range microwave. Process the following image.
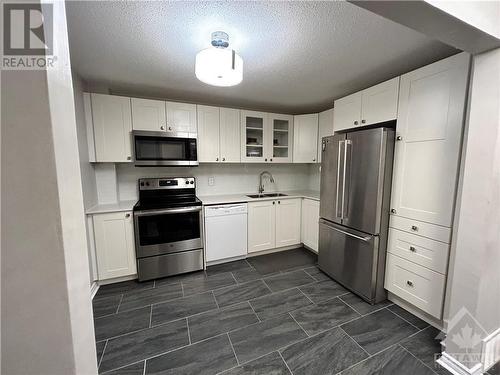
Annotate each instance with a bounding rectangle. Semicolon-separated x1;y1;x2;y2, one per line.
132;130;198;167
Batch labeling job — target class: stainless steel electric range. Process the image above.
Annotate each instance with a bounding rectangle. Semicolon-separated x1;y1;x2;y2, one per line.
133;177;204;281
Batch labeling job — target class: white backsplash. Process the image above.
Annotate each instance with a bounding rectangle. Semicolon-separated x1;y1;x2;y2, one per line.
115;163;315;201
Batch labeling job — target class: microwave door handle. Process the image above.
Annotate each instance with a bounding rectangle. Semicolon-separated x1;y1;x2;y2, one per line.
134;206;202;216
336;140;344;218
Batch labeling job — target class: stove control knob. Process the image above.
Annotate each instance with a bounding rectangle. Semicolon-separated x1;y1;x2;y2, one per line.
190;181;194;184
140;182;144;186
146;182;150;186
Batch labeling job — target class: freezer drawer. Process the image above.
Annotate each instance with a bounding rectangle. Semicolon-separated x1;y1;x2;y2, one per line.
318;219;385;303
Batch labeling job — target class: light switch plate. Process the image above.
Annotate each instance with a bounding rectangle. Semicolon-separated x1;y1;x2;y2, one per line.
208;177;215;186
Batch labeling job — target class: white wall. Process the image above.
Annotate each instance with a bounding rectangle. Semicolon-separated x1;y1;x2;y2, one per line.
1;1;96;374
443;47;500;370
116;163;314;201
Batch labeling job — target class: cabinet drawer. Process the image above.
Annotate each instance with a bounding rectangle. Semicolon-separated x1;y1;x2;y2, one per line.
390;215;451;243
388;228;450;274
385;253;445;319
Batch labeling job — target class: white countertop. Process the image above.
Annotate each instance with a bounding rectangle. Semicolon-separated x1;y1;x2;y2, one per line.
198;190;320;205
86;200;136;214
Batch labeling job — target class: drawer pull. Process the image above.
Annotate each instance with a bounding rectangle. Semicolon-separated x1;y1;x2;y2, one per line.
411;225;418;231
409;246;416;252
406;280;414;287
390;208;396;214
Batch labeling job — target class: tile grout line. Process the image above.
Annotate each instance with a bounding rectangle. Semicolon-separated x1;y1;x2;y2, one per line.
114;294;124;314
386;306;428;331
278;351;295;375
97;339;108;370
186;318;191;345
212;290;220;309
142;359;146;375
398;343;443;375
149;305;153;328
226;333;240;366
338;325;371;357
288;312;310;337
296;287;316;305
247;300;261;322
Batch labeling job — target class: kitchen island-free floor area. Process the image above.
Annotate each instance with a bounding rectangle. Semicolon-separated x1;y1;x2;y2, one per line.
92;248;450;375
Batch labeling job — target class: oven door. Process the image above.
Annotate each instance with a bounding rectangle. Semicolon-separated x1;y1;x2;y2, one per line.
134;206;203;258
133;131;198;166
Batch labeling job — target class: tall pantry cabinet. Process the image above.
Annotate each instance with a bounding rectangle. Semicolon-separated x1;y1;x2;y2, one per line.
384;53;470;319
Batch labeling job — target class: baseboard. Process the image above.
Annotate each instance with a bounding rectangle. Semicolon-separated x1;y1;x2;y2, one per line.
482;327;500;371
90;281;99;299
98;274;137;286
302;244;318;255
247;245;302;258
206;254;247;266
387;292;444;331
437;352;483;375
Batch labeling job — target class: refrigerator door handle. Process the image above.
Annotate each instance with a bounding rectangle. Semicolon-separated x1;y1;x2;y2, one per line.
336;140;344;218
320;219;373;242
342;139;352;220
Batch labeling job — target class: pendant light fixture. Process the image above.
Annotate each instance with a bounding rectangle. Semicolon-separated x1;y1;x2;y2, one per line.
195;31;243;87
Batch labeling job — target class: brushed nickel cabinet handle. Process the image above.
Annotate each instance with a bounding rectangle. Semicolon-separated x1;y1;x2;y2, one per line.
396;136;403;141
160;126;165;130
409;246;416;252
361;119;366;124
411;225;418;231
125;213;131;218
406;280;414;287
390;208;396;214
127;156;131;160
354;120;359;125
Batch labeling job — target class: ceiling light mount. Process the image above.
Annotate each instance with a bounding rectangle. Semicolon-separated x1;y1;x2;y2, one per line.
195;31;243;87
210;31;229;48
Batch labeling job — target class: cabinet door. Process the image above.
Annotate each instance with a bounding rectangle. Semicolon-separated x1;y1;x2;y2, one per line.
301;199;320;252
166;101;197;133
241;110;267;162
318;108;334;163
293;114;318;163
391;53;469;227
197;105;220;162
333;92;362;132
361;77;400;126
91;93;132;162
275;198;302;247
93;211;136;280
131;98;166;132
248;201;276;253
268;113;293;163
220;108;241;162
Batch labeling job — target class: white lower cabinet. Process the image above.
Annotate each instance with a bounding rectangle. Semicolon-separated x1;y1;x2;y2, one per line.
92;211;137;280
248;198;301;253
385;253;446;318
248;201;276;253
301;199;320;252
275;199;301;247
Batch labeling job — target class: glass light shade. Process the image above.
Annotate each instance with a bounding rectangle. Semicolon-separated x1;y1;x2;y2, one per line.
195;47;243;87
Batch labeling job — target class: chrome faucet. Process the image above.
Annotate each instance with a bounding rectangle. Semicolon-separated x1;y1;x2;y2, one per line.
258;171;275;194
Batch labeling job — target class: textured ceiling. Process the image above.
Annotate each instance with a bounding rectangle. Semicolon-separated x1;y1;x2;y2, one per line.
66;1;457;114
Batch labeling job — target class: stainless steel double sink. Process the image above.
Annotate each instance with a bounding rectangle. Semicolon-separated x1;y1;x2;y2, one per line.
246;193;288;199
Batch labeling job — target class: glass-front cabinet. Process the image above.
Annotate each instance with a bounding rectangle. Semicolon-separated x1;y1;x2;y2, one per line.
241;111;293;163
268;113;293;163
241;110;267;162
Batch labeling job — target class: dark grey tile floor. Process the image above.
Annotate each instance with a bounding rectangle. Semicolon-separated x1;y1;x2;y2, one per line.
93;247;451;375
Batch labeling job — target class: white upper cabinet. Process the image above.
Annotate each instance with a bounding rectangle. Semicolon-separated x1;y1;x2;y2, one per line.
334;77;400;132
318;108;334;163
241;110;268;162
390;53;469;227
333;92;362;132
166;101;197;134
268;113;293;163
131;98;166;132
90;93;132;162
293;113;319;163
361;77;400;126
220;108;241;162
197;105;220;162
275;198;302;247
93;211;136;280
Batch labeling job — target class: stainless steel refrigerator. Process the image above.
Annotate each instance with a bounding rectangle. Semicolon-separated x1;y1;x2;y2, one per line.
318;126;395;304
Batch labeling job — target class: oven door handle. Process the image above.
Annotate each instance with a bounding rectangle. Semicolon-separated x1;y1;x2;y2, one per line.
134;206;202;216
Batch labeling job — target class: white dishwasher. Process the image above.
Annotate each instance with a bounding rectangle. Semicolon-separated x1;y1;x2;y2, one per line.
204;203;248;263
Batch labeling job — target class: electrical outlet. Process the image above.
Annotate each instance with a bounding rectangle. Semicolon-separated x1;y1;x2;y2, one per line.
208;177;215;186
